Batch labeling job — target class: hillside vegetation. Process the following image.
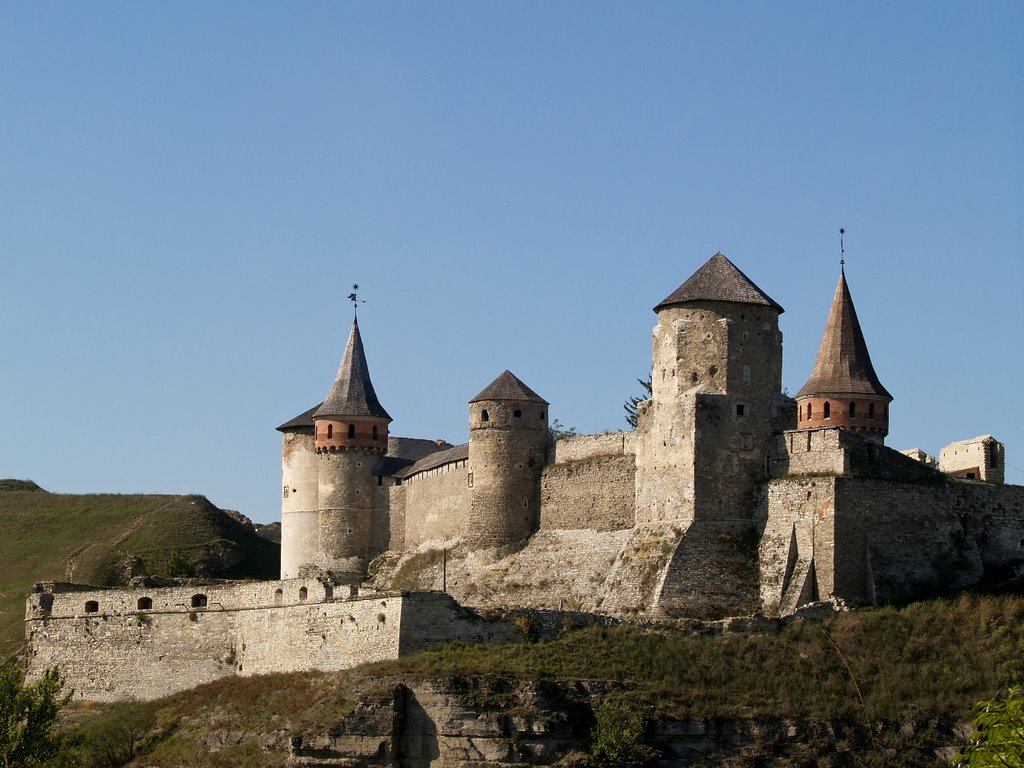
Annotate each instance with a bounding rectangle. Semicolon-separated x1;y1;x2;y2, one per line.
56;592;1024;766
0;481;279;660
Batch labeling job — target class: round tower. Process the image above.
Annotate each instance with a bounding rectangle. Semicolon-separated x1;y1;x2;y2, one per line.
795;267;892;443
277;404;320;579
313;317;391;580
467;370;548;551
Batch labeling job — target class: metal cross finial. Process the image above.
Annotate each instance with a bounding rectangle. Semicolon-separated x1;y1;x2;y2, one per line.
347;283;364;317
839;228;846;273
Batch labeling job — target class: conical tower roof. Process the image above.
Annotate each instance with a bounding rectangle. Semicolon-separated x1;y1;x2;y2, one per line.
314;319;392;421
655;252;784;313
796;271;892;400
470;370;548;404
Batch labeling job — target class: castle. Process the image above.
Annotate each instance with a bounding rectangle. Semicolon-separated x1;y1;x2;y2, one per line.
25;253;1024;701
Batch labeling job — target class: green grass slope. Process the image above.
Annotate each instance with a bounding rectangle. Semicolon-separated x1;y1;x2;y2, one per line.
0;481;279;661
59;593;1024;767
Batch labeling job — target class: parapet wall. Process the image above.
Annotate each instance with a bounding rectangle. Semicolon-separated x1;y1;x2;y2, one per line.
552;432;635;464
770;428;943;483
540;455;635;531
25;581;516;702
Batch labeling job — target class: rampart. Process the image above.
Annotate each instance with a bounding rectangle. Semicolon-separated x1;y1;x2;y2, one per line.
540;455;635;531
552;432;635;464
396;454;470;547
25;581;516;702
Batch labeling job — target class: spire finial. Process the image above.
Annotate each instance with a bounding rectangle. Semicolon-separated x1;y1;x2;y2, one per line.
346;283;364;318
839;228;846;274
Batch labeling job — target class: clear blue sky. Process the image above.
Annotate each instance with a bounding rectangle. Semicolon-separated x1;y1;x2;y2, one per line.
2;3;1021;522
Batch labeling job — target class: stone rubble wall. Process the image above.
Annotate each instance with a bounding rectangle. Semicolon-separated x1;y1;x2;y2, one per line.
539;454;636;531
24;582;514;702
399;461;471;548
551;432;635;464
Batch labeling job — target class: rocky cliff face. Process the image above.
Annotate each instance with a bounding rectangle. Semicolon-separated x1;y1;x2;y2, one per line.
229;676;963;767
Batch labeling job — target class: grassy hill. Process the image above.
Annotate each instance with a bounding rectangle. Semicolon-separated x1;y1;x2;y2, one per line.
0;481;279;661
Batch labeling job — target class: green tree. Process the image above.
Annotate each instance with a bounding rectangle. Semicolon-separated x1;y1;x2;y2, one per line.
623;375;652;429
958;686;1024;767
591;699;651;768
0;665;70;768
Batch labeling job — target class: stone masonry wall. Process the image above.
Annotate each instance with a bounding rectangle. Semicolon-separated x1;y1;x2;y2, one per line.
552;432;635;464
25;582;516;702
400;460;470;547
539;455;635;531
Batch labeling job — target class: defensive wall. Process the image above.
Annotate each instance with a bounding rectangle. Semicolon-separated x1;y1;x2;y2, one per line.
25;580;517;702
541;432;637;532
758;428;1024;612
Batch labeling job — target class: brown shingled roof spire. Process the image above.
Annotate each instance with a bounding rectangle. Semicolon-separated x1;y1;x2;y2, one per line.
314;319;392;421
470;370;548;404
795;270;892;401
655;252;784;313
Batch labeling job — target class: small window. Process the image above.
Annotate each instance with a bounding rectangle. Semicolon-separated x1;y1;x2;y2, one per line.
823;401;831;419
736;403;745;417
807;403;812;420
468;472;474;488
377;475;383;486
191;594;207;609
868;403;875;418
481;409;489;422
372;425;378;440
137;597;152;610
513;409;522;418
327;424;333;439
540;411;545;419
348;423;355;439
299;586;308;601
395;477;402;487
283;485;289;499
274;588;283;606
849;402;856;417
84;600;99;614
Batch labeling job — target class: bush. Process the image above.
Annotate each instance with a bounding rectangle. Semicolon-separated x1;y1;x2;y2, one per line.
591;699;652;768
0;664;70;767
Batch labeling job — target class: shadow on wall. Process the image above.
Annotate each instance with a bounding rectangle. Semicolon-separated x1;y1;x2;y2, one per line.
395;686;440;768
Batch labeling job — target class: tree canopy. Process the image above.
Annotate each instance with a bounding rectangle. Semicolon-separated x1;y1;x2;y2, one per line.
0;665;69;768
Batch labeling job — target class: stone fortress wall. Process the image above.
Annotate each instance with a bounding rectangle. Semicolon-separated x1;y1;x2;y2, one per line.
25;580;518;702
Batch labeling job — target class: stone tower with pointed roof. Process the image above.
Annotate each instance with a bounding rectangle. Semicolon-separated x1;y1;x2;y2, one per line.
795;268;892;443
467;370;549;550
312;317;392;579
635;253;792;527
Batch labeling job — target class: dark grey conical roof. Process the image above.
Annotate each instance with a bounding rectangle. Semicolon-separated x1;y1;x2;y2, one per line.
469;370;548;404
276;402;322;432
655;252;784;313
796;270;892;401
314;319;392;421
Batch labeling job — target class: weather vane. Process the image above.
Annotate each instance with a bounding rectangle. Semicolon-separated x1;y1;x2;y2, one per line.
347;283;365;316
839;227;846;273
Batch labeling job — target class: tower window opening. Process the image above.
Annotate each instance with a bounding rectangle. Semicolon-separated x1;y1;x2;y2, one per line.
137;597;152;610
849;402;856;417
372;425;378;440
274;588;283;606
191;594;207;609
823;402;831;419
481;409;489;422
299;587;307;601
377;475;383;486
84;601;99;614
735;403;746;417
869;403;875;418
807;403;812;420
348;423;355;439
326;424;333;439
540;411;545;419
513;409;522;418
